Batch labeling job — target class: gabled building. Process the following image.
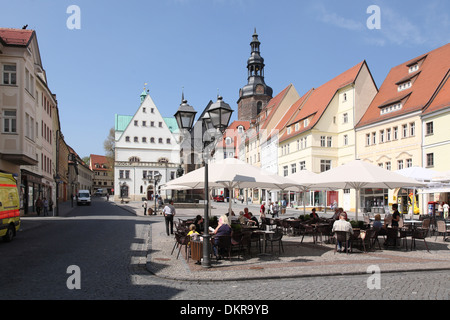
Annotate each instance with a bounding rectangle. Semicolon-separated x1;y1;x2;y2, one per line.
89;154;114;195
356;43;450;214
68;146;93;196
279;61;377;210
0;27;59;214
114;88;180;201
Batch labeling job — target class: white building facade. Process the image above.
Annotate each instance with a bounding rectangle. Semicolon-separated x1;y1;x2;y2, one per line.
114;90;180;202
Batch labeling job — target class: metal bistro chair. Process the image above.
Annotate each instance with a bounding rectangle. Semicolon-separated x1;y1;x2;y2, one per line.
171;231;191;261
214;235;232;261
368;227;382;250
265;228;284;254
411;227;430;252
435;220;450;242
299;223;316;244
334;231;351;254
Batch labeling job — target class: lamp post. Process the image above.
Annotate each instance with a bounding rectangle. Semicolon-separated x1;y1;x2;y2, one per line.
174;96;233;268
153;172;162;214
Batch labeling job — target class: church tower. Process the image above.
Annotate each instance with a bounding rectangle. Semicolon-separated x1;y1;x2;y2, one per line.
237;29;273;121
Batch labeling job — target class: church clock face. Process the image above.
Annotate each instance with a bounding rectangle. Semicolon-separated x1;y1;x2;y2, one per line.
256;84;264;94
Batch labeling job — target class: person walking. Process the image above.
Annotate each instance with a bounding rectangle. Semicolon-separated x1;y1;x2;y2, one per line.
163;200;176;236
142;199;148;216
36;197;43;216
443;202;449;219
48;198;53;216
43;197;49;216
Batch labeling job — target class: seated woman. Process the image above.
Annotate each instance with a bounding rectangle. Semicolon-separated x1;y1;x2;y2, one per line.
373;214;383;229
212;215;232;259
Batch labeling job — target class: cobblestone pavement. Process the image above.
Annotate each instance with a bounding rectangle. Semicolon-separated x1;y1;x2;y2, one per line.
132;268;449;300
117;201;450;282
4;199;447;302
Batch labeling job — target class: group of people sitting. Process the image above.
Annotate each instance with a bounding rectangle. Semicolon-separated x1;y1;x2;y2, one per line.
185;207;260;262
331;204;401;252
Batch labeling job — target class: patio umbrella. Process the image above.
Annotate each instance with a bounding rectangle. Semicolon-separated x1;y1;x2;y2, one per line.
432;170;450;183
310;160;427;221
395;166;438;183
162;158;297;213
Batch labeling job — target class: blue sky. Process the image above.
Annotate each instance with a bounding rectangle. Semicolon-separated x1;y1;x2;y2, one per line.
1;0;449;158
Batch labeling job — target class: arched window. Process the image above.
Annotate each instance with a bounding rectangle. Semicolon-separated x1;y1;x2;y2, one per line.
257;101;262;115
129;156;140;163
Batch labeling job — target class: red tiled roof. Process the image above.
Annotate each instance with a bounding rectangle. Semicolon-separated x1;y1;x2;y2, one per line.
357;43;450;128
244;84;295;142
269;88;314;140
280;61;366;142
0;28;34;46
89;154;110;171
423;69;450;115
259;84;292;130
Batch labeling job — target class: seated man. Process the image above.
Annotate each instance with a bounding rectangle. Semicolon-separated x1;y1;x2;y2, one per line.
332;212;353;252
247;212;259;227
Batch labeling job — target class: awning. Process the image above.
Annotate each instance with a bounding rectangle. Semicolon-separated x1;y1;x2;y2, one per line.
417;187;450;194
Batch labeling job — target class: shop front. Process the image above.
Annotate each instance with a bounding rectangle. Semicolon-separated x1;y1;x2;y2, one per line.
21;170;42;215
361;188;389;214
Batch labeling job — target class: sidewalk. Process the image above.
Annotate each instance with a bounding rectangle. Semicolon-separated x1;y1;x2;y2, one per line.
116;201;450;282
21;200;76;218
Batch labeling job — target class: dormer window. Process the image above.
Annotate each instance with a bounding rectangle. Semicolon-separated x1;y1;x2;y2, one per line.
303;119;309;128
398;81;412;92
380;103;402;115
409;64;419;73
287;127;291;135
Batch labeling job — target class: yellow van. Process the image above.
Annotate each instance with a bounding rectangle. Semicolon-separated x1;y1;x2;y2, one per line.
0;173;20;242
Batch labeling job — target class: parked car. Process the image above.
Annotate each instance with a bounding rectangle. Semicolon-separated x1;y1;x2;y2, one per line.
213;195;224;202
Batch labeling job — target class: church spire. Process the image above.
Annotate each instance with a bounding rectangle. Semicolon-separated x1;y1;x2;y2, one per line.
237;29;273;121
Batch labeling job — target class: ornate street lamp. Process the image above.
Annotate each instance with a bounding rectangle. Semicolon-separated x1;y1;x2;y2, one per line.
174;99;197;133
174;95;233;268
207;96;233;131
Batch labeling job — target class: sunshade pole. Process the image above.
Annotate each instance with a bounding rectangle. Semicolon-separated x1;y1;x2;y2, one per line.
202;161;211;268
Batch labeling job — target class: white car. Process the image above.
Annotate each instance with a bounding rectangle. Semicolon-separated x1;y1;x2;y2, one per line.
77;190;91;206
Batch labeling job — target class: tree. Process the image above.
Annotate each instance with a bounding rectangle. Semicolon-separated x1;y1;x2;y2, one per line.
104;127;115;159
104;127;115;172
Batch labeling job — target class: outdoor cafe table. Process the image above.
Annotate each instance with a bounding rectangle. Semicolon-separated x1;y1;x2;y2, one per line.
403;220;423;229
253;229;275;255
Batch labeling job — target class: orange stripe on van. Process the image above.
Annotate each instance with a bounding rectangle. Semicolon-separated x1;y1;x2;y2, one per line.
0;209;20;219
0;184;17;188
